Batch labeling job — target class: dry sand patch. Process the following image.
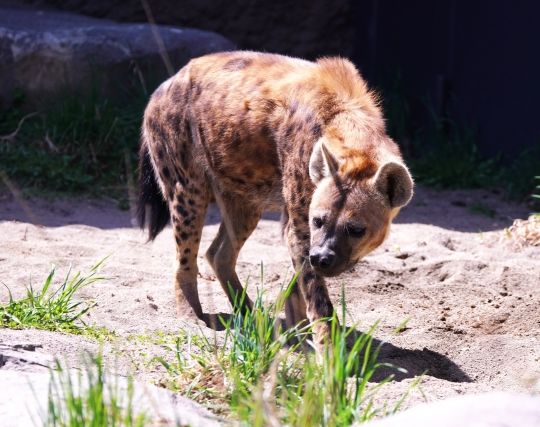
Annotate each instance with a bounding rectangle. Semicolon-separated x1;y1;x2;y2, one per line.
0;186;539;409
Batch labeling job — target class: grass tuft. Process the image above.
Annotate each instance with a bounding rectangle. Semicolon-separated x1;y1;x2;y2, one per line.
0;260;105;334
239;290;411;427
382;85;540;200
45;353;148;426
157;273;417;425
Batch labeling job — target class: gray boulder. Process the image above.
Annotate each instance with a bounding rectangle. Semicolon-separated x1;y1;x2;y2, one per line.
0;342;53;371
0;370;225;426
0;6;234;106
365;392;540;427
0;343;225;426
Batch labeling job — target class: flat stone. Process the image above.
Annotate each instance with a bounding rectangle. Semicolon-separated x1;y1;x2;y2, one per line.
0;6;234;105
0;368;225;426
364;392;540;427
0;342;53;371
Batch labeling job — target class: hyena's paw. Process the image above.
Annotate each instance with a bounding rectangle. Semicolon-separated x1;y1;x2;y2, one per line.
176;311;208;331
311;320;334;356
175;296;205;327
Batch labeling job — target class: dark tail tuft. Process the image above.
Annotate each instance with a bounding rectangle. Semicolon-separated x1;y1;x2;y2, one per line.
137;139;170;240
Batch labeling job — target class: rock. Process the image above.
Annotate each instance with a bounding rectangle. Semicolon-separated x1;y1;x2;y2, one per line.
0;368;224;426
0;342;53;371
364;392;540;427
0;343;224;425
19;0;355;60
0;5;234;106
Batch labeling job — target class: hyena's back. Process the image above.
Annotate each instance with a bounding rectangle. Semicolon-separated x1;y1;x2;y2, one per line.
140;51;367;216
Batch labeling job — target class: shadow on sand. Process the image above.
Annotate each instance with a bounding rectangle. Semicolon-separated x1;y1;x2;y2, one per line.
200;311;471;384
366;333;471;383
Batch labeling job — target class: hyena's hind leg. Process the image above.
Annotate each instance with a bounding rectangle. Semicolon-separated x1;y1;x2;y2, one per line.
169;175;210;321
205;197;261;311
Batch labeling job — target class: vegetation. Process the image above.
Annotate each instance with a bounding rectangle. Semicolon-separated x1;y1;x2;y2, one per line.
407;118;498;189
45;354;148;427
3;260;417;425
157;274;417;426
382;85;540;201
0;89;145;199
38;274;413;426
0;261;105;335
1;83;538;204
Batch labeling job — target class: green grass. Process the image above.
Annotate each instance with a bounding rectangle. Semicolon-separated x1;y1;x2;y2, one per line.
0;261;105;334
411;132;540;201
235;298;415;426
501;151;540;202
45;353;148;427
9;264;417;425
403;108;499;190
410;133;498;189
1;81;538;205
0;88;145;198
157;273;417;425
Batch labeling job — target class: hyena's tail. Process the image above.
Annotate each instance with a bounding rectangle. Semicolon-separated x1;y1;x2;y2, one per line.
137;135;170;240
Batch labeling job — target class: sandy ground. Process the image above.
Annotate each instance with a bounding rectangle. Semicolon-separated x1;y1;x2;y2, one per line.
0;185;539;410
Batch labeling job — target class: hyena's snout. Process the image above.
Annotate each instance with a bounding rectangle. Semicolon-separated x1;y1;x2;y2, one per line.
309;245;337;272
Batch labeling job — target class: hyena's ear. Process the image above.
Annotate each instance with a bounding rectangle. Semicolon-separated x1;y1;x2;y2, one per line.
309;139;340;184
374;162;414;208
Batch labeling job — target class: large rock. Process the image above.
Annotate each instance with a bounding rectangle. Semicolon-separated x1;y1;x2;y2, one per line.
0;342;53;371
20;0;356;60
365;392;540;427
0;370;225;426
0;343;224;426
0;5;234;106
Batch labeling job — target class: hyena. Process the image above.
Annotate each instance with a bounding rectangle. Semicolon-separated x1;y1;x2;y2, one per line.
137;51;413;345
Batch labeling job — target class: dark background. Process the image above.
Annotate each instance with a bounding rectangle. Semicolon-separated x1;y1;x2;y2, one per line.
16;0;540;157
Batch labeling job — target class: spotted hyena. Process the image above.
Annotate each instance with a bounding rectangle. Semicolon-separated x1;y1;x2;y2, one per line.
137;51;413;345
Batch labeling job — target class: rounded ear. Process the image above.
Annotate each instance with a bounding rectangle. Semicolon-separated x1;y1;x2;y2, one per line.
309;139;340;184
374;162;414;208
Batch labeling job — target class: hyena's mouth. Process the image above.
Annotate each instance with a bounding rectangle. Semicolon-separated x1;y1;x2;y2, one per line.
312;262;350;278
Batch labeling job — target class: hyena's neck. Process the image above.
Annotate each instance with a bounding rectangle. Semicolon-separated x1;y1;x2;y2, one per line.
273;98;390;178
272;99;324;172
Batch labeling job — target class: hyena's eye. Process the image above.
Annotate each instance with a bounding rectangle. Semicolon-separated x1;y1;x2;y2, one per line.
345;224;366;238
312;216;325;229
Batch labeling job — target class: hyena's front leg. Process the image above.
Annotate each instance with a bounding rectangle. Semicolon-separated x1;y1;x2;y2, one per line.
284;210;334;347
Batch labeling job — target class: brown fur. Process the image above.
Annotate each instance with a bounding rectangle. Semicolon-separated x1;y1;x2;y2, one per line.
139;51;413;347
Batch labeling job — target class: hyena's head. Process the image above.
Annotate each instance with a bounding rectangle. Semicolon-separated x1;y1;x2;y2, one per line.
307;139;413;277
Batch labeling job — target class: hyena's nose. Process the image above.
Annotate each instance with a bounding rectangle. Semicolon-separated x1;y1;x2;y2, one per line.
309;247;336;271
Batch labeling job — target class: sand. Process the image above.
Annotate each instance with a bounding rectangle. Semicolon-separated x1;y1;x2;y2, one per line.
0;185;539;409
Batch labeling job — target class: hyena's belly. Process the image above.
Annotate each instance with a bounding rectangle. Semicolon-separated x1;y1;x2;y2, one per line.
208;140;284;210
193;103;284;209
